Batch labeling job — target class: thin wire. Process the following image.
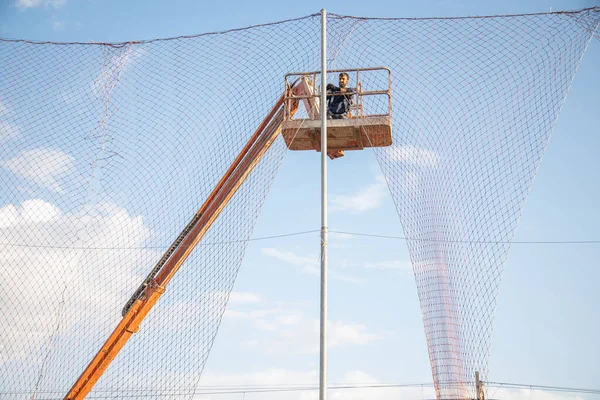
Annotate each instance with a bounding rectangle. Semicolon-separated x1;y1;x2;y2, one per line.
0;230;320;250
4;381;598;398
0;13;320;46
329;230;600;245
2;7;596;46
2;228;600;250
486;381;600;395
2;382;438;398
328;6;598;22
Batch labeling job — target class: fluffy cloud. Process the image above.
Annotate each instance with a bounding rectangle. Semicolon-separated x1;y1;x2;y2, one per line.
328;371;434;400
1;148;74;192
329;232;354;241
262;247;320;275
192;369;592;400
224;301;382;354
51;14;65;30
15;0;66;10
330;175;388;214
262;247;363;283
228;291;264;304
192;369;437;400
328;320;382;347
92;46;144;98
330;274;365;284
0;200;155;365
491;388;592;400
199;368;318;387
365;259;412;271
385;145;438;166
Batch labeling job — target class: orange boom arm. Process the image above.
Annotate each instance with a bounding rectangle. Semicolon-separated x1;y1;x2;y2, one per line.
65;88;301;399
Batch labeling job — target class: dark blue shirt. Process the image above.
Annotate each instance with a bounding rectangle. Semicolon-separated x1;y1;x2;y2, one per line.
326;84;355;115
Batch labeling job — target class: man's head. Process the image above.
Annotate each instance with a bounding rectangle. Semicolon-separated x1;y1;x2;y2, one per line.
338;72;349;88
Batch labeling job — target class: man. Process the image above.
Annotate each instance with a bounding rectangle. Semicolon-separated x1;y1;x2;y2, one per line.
326;72;355;119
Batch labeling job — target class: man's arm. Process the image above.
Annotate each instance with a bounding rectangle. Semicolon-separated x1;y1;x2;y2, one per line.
326;84;340;95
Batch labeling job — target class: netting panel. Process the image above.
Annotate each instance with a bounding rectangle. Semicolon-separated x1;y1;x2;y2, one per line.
1;7;598;400
0;16;320;399
328;8;599;399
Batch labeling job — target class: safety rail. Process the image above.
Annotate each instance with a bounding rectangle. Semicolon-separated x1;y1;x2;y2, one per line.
284;66;392;121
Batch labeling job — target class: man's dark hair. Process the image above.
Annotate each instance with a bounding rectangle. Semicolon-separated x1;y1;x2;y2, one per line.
339;72;349;79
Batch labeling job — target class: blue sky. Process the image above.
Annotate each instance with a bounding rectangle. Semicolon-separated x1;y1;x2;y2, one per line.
1;0;599;399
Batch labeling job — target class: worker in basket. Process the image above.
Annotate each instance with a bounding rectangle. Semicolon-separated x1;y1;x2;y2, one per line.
326;72;356;119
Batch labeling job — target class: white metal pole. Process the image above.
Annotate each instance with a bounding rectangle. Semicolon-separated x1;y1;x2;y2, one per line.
319;8;328;400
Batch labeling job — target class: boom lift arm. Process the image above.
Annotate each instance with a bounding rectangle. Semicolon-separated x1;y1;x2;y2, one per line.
65;82;306;399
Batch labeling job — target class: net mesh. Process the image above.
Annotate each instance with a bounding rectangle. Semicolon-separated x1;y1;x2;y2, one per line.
0;16;321;399
328;7;599;399
0;7;598;400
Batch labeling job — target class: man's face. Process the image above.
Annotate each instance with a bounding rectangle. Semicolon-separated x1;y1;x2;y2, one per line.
339;74;348;88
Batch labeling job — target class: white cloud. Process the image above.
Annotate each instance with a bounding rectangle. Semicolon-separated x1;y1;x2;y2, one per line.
151;291;266;334
330;175;388;214
331;274;365;284
2;148;74;192
339;370;378;384
385;145;438;166
196;371;307;400
228;291;264;304
328;320;382;347
15;0;66;10
192;369;438;400
15;0;42;9
192;367;599;400
202;368;317;386
0;200;154;364
240;339;259;348
0;121;20;143
17;199;60;223
92;47;144;97
223;301;381;354
51;14;65;30
262;248;363;283
365;259;412;271
471;387;594;400
277;313;303;325
47;0;65;8
329;232;356;250
333;258;358;270
329;232;354;240
262;247;320;275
